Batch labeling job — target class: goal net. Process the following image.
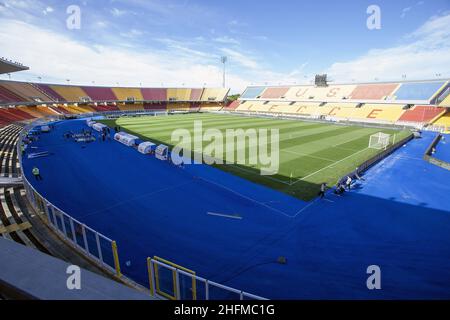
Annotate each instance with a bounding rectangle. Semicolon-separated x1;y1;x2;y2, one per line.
369;132;391;150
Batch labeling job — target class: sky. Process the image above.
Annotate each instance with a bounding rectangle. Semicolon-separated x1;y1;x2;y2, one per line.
0;0;449;93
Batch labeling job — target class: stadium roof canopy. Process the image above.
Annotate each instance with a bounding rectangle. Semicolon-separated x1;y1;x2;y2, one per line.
0;57;29;75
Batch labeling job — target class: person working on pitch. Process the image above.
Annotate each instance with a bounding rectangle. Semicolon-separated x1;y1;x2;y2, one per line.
318;182;327;199
32;166;42;180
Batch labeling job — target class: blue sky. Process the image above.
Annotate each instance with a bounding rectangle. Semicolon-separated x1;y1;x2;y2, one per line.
0;0;449;92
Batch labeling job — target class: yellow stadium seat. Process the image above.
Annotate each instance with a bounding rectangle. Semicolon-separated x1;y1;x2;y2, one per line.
117;103;145;111
1;81;50;102
167;88;191;101
235;101;253;112
60;106;80;114
239;102;272;112
37;106;59;115
433;112;450;133
199;103;223;111
18;106;50;117
320;103;405;123
316;103;359;117
439;94;450;107
50;85;88;102
111;88;144;101
292;102;321;116
359;104;406;122
75;105;96;113
261;102;301;114
167;103;190;110
200;88;229;101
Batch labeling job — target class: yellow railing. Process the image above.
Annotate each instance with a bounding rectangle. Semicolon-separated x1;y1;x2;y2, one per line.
151;256;197;300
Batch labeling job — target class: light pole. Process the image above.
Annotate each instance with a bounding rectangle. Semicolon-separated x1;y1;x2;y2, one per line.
221;56;227;88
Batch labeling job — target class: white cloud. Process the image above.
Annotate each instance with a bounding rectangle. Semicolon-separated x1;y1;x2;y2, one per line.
119;29;144;38
110;8;124;17
213;36;240;45
400;7;411;19
253;35;268;41
42;6;53;15
0;19;252;92
220;48;259;69
110;7;137;17
228;19;247;27
326;13;450;82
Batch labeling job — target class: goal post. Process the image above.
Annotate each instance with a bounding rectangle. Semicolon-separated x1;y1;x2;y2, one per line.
369;132;391;150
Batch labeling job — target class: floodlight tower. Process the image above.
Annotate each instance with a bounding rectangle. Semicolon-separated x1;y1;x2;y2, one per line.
221;56;228;88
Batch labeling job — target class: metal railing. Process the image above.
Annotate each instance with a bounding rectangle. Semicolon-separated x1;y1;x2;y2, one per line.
147;257;266;300
17;122;122;277
338;133;415;185
423;133;450;171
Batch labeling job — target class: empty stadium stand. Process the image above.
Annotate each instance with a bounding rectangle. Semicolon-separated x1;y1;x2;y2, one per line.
143;102;166;110
90;103;120;112
398;106;447;123
433;112;450;133
141;88;167;101
200;88;229;102
0;124;48;252
0;81;51;103
235;80;450;128
167;102;190;111
393;81;447;101
349;83;399;100
0;84;24;103
33;84;66;102
82;86;118;101
223;100;240;111
240;86;266;99
260;87;290;99
0;81;227;108
117;103;145;112
437;87;450;107
1;79;449;130
167;88;191;101
285;85;357;101
50;85;89;102
190;88;203;101
112;87;144;101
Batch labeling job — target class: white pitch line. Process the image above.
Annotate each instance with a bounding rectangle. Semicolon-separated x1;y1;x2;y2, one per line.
207;212;243;220
198;176;294;217
292;198;319;218
290;147;369;185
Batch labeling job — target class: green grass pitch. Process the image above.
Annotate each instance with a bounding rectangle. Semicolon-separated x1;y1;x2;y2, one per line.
100;113;412;201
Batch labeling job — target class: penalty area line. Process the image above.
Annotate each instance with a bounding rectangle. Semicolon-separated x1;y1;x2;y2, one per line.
290;147;369;185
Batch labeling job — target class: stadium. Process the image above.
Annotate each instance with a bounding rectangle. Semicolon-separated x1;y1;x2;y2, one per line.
1;0;450;302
